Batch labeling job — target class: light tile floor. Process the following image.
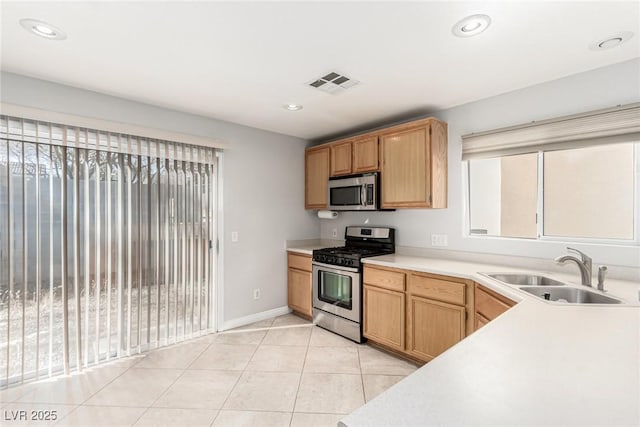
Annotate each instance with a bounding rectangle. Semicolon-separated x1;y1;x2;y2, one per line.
0;314;418;427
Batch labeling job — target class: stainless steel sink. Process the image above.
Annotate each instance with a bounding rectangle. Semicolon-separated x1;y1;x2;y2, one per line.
486;273;566;287
519;286;622;304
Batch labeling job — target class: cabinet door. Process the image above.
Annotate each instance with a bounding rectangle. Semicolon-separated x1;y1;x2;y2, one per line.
352;136;378;173
380;127;430;208
406;295;465;362
288;268;312;317
474;284;515;324
475;312;490;331
305;146;330;209
363;285;405;351
330;141;353;176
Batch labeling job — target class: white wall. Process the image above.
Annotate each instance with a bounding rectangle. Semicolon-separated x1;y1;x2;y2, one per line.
320;58;640;268
0;71;319;325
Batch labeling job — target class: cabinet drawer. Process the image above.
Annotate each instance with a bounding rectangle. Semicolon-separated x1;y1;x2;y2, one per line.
288;253;312;272
363;266;405;292
408;274;465;306
475;284;514;321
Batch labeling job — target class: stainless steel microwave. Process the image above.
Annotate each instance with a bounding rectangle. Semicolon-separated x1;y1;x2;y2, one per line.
328;173;378;211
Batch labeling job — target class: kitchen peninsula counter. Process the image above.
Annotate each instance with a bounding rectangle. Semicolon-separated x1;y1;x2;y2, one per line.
339;254;640;427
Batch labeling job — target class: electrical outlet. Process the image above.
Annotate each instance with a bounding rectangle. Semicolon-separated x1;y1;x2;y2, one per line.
331;228;338;238
253;289;261;300
231;231;238;242
431;234;448;247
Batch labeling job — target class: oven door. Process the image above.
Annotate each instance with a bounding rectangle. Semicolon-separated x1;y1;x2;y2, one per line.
312;262;361;323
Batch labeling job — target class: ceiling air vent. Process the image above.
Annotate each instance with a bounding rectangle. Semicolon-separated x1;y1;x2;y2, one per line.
306;71;360;94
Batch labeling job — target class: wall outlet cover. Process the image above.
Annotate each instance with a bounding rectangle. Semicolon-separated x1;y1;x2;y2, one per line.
231;231;238;242
331;228;338;238
431;234;448;247
253;289;261;300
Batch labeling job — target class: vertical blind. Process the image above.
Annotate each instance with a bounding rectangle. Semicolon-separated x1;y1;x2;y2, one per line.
0;115;218;388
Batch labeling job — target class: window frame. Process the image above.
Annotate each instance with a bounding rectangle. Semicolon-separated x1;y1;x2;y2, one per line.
464;142;640;246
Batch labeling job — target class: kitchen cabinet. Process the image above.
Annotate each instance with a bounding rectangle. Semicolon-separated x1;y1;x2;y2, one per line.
406;295;465;361
352;135;379;173
330;140;353;176
406;272;469;361
305;146;330;209
379;118;448;208
363;265;406;351
329;135;378;177
363;285;405;351
305;117;447;209
474;283;516;330
287;252;312;318
363;265;473;363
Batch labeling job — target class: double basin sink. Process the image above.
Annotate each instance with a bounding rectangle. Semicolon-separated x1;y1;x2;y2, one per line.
484;273;623;305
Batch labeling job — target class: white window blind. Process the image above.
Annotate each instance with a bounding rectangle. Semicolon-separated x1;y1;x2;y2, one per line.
0;115;218;388
462;103;640;159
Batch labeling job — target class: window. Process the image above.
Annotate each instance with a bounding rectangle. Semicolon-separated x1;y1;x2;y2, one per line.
467;143;637;242
463;103;640;244
0;115;218;388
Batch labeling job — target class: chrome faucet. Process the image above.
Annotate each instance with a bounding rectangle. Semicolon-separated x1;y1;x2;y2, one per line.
554;247;592;287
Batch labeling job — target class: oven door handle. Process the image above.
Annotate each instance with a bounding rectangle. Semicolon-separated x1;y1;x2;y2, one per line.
312;261;359;274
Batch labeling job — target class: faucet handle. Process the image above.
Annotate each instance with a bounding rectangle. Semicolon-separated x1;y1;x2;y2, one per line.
597;266;608;291
567;247;591;263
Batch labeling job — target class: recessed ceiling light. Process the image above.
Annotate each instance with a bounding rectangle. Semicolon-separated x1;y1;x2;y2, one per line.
19;18;67;40
284;104;303;111
589;31;634;51
452;14;491;38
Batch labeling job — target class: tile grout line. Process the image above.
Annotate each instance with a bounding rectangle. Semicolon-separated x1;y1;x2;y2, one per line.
357;346;367;405
47;334;218;424
209;317;275;426
130;338;221;426
289;322;314;426
51;360;144;425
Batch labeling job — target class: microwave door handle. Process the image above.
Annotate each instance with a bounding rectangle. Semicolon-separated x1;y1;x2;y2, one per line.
361;184;367;206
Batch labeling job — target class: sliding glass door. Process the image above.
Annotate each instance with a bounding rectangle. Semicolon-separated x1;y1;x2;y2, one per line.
0;116;217;388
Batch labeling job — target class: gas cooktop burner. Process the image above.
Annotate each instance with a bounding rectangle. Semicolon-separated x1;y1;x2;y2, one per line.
320;247;387;256
312;227;395;269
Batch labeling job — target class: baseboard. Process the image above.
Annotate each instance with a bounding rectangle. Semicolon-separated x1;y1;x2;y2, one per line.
221;306;291;331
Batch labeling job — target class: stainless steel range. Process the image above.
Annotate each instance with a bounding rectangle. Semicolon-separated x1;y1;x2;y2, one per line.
312;226;395;343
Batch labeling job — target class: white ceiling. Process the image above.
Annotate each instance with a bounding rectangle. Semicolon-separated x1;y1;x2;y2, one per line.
1;1;639;140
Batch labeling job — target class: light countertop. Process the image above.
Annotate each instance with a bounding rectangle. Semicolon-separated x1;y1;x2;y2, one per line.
286;239;343;256
338;254;640;427
286;245;324;256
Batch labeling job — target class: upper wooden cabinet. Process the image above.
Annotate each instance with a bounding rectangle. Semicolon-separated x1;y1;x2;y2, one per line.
330;140;353;176
305;146;330;209
328;135;379;177
305;116;447;210
352;136;379;173
379;118;448;209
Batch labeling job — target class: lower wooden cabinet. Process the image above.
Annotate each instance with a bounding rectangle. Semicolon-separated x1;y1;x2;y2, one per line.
287;253;312;317
474;283;516;331
406;295;465;361
363;265;475;364
363;285;405;351
475;312;490;330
